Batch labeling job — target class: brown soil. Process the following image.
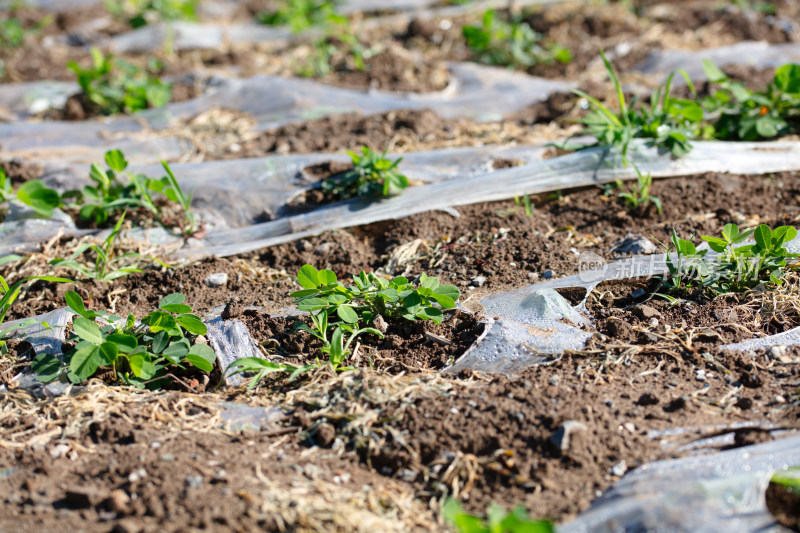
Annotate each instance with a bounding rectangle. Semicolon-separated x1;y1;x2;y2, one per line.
0;159;43;186
766;480;800;531
322;47;450;93
240;310;484;373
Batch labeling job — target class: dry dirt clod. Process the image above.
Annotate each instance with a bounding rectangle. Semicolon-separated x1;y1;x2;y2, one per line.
549;420;588;453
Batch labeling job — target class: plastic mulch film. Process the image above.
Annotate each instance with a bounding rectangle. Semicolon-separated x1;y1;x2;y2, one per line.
560;433;800;533
178;140;800;260
445;289;592;374
635;41;800;82
722;327;800;352
0;63;573;157
0;143;550;256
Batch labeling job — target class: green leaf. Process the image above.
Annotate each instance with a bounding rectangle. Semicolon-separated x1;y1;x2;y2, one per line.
318;269;337;285
186;344;215;372
434;284;460;303
162;341;189;361
69;345;100;382
754;224;771;250
160;303;192;314
721;223;739;243
106;333;137;353
297;264;320;288
430;293;456;309
417;307;443;324
146;311;177;333
97;341;119;365
329;327;346;367
176;314;207;335
65;291;90;317
159;293;186;309
31;352;61;383
104;149;128;172
72;317;103;344
151;330;169;353
774;64;800;93
702;59;728;83
336;305;359;324
701;236;727;253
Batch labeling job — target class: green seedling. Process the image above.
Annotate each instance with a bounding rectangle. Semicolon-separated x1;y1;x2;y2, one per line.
322;147;409;200
32;291;214;387
444;499;554;533
771;467;800;492
658;223;798;296
258;0;337;32
617;166;662;214
294;14;369;78
68;47;171;115
0;167;60;218
0;12;51;49
49;212;168;282
701;223;798;293
573;51;702;164
462;9;571;69
702;60;800;141
105;0;198;27
63;149;198;235
225;264;460;389
513;194;534;217
0;273;71;356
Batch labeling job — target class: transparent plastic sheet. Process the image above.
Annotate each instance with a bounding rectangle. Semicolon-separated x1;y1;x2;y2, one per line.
722;326;800;352
445;289;592;374
178;140;800;260
0;143;550;256
635;41;800;82
0;64;573;158
560;434;800;533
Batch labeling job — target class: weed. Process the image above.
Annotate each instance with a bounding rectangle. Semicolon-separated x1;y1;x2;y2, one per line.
702;60;800;141
258;0;337;32
573;51;702;163
49;212;168;282
658;223;799;296
513;194;534;216
68;48;171;115
462;10;571;70
32;291;214;387
322;147;409;200
0;167;60;218
225;264;460;388
444;498;554;533
0;273;71;356
617;165;662;214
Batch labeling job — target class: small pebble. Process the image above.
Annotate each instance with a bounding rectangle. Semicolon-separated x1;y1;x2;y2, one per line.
695;369;707;382
623;422;636;434
768;345;787;359
471;275;486;287
203;273;228;288
649;318;659;327
184;475;203;490
128;468;147;483
775;395;787;404
611;461;627;477
631;288;646;299
542;269;554;279
528;272;539;280
160;454;175;462
548;375;560;386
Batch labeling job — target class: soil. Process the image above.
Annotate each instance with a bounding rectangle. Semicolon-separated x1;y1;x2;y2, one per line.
5;1;800;531
241;310;484;373
766;480;800;531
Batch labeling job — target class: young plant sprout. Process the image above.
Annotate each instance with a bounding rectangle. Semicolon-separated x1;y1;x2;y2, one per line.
322;147;409;200
32;291;214;388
